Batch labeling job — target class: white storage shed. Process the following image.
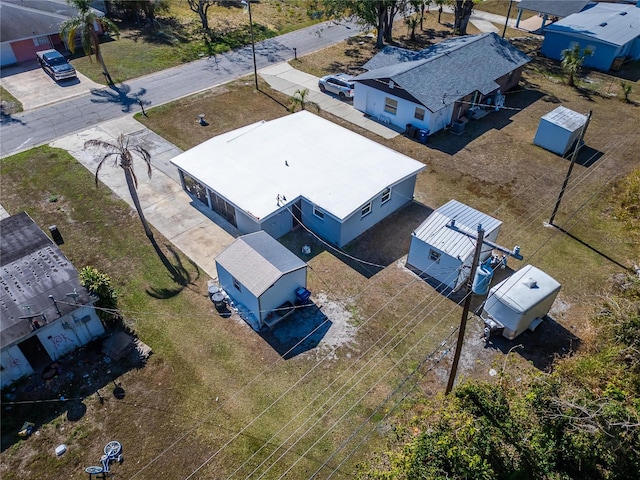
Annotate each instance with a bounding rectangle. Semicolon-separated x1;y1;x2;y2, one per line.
481;264;561;340
406;200;502;291
533;106;587;156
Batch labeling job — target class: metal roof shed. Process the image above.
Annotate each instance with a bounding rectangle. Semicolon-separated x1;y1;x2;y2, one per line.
406;200;502;292
215;231;307;331
533;106;587;156
481;265;561;340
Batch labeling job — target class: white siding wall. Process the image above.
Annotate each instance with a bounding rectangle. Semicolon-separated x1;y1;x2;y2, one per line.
216;262;261;330
1;347;33;387
353;83;454;134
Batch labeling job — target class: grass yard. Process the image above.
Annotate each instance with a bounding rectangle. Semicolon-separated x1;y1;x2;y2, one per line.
2;28;640;480
73;0;316;84
0;86;22;115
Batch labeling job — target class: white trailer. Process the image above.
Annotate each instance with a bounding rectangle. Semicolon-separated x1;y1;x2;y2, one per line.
481;265;561;340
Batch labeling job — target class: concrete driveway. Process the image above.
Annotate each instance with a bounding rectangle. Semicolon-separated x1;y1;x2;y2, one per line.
1;61;103;110
259;63;401;140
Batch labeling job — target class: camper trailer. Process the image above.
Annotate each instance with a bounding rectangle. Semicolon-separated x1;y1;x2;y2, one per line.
481;265;561;340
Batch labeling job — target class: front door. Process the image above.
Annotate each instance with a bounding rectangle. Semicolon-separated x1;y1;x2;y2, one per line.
18;335;52;370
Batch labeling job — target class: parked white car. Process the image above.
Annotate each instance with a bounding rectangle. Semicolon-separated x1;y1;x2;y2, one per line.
318;73;354;100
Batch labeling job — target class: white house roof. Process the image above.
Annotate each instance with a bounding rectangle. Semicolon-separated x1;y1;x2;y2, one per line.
488;265;561;314
215;231;306;297
544;3;640;47
541;106;587;132
412;199;502;260
171;111;425;222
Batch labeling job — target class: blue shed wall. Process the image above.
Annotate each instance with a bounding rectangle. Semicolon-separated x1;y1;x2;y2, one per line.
216;262;260;329
260;268;307;326
542;31;626;71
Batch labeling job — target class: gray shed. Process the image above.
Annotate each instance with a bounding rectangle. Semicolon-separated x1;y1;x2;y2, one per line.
215;231;307;331
533;106;587;156
406;200;502;292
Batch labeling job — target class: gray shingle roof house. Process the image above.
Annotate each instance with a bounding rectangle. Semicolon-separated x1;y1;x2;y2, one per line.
1;212;105;387
517;0;592;19
0;0;104;66
352;33;530;135
215;231;308;331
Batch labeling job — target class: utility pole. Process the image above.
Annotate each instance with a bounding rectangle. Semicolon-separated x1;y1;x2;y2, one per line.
445;224;485;395
443;222;523;394
246;0;259;91
549;110;593;225
502;0;514;38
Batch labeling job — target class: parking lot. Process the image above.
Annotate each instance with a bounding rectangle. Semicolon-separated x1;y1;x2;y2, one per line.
0;60;102;110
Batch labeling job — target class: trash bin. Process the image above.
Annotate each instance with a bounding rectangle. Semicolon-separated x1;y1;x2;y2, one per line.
405;124;416;138
418;129;430;144
295;287;311;303
211;292;225;309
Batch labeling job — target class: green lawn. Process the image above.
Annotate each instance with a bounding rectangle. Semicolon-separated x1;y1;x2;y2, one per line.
0;86;23;114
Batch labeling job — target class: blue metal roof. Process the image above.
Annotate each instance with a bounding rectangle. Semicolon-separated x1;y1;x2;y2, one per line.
412;200;502;261
518;0;592;18
355;33;530;112
544;3;640;47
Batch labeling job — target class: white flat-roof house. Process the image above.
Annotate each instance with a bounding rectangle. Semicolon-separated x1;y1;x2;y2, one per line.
171;111;426;247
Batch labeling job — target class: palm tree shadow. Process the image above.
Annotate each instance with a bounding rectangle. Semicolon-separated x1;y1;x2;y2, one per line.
0;106;25;125
146;240;200;299
90;83;150;113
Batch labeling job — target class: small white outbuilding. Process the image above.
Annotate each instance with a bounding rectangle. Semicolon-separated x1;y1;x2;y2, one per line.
533;106;587;156
406;200;502;291
481;264;561;340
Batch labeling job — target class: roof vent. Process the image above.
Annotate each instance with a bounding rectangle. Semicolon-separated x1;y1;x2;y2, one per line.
599;22;608;27
523;278;538;289
389;80;394;89
620;11;627;16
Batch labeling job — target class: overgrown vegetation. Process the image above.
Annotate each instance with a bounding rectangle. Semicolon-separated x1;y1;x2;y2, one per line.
79;266;119;324
358;274;640;479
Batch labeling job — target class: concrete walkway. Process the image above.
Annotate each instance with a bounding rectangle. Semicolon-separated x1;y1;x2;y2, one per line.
259;63;401;140
50;117;234;280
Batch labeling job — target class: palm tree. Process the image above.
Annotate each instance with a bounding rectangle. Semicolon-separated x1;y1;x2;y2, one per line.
85;134;154;240
561;44;593;87
289;88;320;113
60;0;119;85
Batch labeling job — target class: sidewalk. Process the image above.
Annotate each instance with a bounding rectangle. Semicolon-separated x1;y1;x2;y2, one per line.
49;117;234;280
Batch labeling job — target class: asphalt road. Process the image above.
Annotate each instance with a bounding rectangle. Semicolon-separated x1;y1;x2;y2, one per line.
0;20;361;158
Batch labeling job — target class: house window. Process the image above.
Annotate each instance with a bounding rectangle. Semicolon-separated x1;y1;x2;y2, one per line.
384;98;398;115
414;107;425;121
233;277;241;291
313;206;324;220
429;249;441;263
361;202;372;218
381;188;391;205
34;36;49;46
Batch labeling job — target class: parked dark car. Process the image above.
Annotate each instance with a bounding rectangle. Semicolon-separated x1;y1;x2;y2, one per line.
318;73;355;100
36;49;77;81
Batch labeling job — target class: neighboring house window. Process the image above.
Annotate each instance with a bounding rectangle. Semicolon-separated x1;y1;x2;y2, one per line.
384;98;398;115
313;206;324;220
381;188;391;205
361;202;372;218
414;107;425;121
34;36;49;46
429;249;441;263
233;277;241;291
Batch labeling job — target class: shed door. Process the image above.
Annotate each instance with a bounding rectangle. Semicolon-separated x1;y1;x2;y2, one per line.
18;336;52;370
